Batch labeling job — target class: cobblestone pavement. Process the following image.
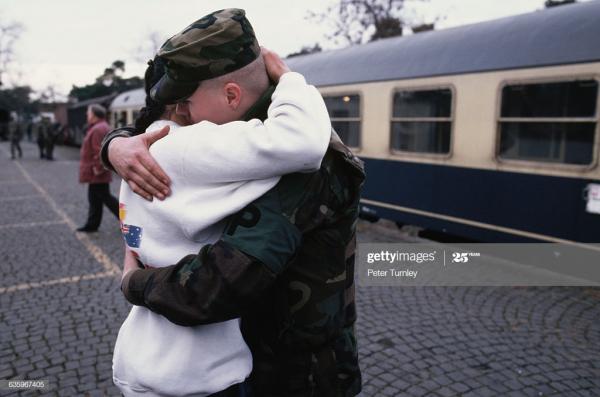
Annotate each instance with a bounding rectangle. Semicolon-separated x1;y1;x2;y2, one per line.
1;142;599;396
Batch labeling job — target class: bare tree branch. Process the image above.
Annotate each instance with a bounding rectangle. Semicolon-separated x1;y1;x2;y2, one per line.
133;31;166;63
0;19;24;86
307;0;434;48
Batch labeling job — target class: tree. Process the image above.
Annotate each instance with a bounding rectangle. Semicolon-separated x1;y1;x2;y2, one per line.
307;0;432;47
38;85;60;103
545;0;576;7
133;31;166;63
287;43;323;58
97;60;126;86
69;60;143;102
0;18;24;86
0;85;38;117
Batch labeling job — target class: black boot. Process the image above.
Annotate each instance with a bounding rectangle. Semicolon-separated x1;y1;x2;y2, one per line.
76;225;98;233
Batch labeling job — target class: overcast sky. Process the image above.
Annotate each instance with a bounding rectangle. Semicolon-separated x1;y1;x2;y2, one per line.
0;0;586;98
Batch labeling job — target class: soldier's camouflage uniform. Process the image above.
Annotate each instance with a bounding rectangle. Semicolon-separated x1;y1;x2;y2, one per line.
101;8;366;397
36;121;48;159
8;121;23;159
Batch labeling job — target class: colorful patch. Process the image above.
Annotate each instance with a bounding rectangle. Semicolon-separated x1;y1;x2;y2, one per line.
121;224;143;248
119;203;126;221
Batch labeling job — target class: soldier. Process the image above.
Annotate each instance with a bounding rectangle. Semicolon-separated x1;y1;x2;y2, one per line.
26;121;33;142
45;122;60;160
8;116;23;160
36;119;48;159
101;9;364;397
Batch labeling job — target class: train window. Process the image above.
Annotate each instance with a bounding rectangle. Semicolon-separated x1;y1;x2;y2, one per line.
498;80;598;165
119;111;127;127
391;89;452;154
323;95;360;148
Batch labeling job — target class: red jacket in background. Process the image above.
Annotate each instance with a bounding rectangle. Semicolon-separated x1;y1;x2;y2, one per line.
79;120;112;184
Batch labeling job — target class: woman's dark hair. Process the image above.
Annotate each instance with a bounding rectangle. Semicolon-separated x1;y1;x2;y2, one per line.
134;57;167;132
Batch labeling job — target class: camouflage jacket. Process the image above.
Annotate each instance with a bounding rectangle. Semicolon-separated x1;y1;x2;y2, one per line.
8;122;23;141
118;132;365;397
36;123;48;142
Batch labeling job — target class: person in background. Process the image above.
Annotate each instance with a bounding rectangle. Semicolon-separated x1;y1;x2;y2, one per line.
26;121;33;142
9;116;23;160
45;122;60;160
36;119;47;159
77;104;119;232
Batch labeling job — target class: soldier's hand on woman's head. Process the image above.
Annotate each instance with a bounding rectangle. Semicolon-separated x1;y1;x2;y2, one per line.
108;125;172;201
261;47;290;83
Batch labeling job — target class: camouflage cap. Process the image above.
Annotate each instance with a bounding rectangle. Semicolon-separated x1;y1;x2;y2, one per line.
150;8;261;104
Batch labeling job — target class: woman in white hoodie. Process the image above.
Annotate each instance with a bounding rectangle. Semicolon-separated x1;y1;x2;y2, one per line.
112;52;331;396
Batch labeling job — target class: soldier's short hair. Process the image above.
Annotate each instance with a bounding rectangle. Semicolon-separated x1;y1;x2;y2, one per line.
88;104;107;119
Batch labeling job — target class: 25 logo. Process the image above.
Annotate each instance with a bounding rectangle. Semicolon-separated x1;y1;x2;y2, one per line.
452;252;469;263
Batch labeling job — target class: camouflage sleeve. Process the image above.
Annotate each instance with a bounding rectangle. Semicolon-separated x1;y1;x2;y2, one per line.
99;126;137;171
121;178;310;326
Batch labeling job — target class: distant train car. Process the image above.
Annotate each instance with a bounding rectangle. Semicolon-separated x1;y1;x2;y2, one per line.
287;1;600;245
110;88;145;128
64;90;145;146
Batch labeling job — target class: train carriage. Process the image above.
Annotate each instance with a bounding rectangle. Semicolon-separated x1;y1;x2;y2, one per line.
110;88;145;128
287;1;600;244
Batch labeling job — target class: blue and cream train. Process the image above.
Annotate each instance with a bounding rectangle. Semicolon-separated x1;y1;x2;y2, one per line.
287;1;600;245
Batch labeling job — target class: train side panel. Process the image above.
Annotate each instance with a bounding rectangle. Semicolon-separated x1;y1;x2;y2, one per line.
318;62;600;243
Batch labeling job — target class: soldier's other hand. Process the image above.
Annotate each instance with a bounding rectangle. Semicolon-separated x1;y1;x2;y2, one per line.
108;126;171;201
262;47;290;83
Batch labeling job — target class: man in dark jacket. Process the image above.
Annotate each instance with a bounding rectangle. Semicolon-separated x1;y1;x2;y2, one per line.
101;9;364;396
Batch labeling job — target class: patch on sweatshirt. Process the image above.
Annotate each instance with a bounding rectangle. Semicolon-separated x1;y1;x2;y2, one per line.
121;224;143;248
119;203;126;221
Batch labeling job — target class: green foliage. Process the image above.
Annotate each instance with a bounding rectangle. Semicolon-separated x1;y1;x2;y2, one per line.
69;60;143;102
0;85;38;115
